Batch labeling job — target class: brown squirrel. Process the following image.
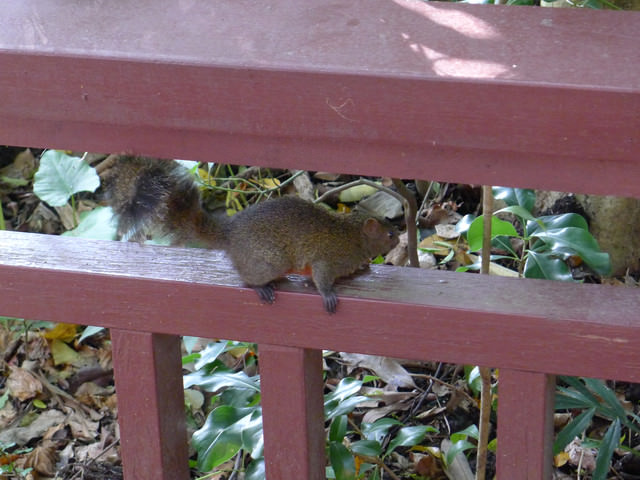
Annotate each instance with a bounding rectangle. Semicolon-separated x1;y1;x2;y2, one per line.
101;156;399;313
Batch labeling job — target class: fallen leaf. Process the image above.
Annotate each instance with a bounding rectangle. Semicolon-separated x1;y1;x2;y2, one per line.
6;366;43;402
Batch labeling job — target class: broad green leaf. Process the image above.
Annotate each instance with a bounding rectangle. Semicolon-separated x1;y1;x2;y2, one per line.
532;227;611;275
467;216;519;252
62;207;118;240
527;213;589;236
444;438;476;466
192;406;255;470
329;415;349;443
466;366;482;396
495;205;541;228
325;395;368;421
325;378;363;404
452;424;479;441
329;442;356;480
240;410;264;459
325;378;366;419
493;187;535;212
183;370;260;392
523;251;573;281
583;378;628;421
592;419;620;480
351;439;383;457
361;418;403;443
386;425;435;456
194;341;228;370
553;407;595;455
33;151;99;206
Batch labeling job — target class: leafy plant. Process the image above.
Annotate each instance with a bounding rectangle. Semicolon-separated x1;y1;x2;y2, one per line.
554;376;639;479
325;378;437;480
184;341;263;479
185;345;437;480
460;187;611;280
33;150;100;226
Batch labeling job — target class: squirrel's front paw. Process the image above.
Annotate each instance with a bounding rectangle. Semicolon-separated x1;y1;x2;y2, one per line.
254;284;276;304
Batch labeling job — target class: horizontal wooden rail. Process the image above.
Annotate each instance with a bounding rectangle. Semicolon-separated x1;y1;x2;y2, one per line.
1;230;639;382
1;1;638;197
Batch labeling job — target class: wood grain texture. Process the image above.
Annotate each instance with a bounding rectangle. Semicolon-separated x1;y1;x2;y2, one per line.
1;230;639;382
111;330;189;480
497;370;555;479
260;346;325;479
0;1;638;196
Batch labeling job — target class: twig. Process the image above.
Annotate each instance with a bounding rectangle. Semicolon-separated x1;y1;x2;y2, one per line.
476;185;494;480
392;179;419;268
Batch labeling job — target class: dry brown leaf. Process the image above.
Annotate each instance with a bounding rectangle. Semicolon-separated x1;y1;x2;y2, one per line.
21;442;57;476
0;410;66;446
75;382;115;410
338;353;416;389
6;366;43;401
66;410;100;442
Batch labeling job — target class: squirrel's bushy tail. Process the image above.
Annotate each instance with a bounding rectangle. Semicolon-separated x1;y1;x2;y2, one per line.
100;155;226;247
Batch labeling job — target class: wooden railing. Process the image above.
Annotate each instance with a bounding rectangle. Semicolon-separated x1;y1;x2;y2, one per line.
1;1;638;479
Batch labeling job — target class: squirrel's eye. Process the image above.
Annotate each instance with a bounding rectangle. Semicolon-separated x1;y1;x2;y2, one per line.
388;231;394;239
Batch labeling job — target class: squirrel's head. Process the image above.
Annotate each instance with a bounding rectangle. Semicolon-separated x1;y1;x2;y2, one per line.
361;217;399;256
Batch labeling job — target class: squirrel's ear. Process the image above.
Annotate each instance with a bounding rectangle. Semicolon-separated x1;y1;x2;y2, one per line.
362;217;382;237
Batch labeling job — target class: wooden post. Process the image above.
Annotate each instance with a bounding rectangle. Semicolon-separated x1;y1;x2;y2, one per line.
111;330;190;480
497;369;555;479
260;345;326;479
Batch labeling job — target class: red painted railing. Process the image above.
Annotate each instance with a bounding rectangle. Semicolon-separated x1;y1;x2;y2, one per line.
0;1;638;478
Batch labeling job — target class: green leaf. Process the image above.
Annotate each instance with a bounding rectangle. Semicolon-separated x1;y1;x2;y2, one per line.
467;216;519;252
350;439;383;457
192;406;256;470
495;205;541;227
33;151;100;206
523;251;573;281
240;410;264;459
553;407;595;455
493;187;535;212
466;366;482;396
183;370;260;392
62;207;118;240
325;395;368;421
326;378;363;403
532;227;611;275
329;415;349;443
386;425;435;457
194;342;228;370
361;418;403;443
325;378;367;420
444;439;476;466
329;442;356;480
451;424;479;442
592;419;620;480
527;213;589;236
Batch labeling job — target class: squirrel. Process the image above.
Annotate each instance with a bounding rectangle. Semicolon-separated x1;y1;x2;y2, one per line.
100;155;399;313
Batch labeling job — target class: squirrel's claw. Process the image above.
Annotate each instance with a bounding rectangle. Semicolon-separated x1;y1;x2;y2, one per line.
322;292;338;314
254;284;276;304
